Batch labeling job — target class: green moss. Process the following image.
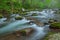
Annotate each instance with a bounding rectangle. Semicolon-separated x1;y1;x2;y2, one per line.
50;22;60;28
15;16;23;20
0;15;3;18
20;30;26;36
31;13;38;16
21;13;27;16
44;32;56;40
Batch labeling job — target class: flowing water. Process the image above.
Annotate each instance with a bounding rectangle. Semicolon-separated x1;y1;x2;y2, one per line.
27;24;49;40
0;9;55;40
0;18;30;35
27;9;55;23
54;14;60;22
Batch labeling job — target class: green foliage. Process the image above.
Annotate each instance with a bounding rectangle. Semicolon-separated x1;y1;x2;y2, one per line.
39;2;45;8
23;3;31;9
0;0;60;13
0;0;22;12
0;15;3;18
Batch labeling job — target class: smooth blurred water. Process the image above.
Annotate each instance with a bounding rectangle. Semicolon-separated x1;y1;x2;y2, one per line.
0;9;55;40
27;24;49;40
0;18;30;34
0;18;7;23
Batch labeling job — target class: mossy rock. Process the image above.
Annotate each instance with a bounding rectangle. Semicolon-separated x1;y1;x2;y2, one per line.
48;19;57;23
20;12;27;16
15;16;23;20
55;10;60;14
50;22;60;29
0;15;3;18
20;30;26;36
31;13;38;16
44;32;57;40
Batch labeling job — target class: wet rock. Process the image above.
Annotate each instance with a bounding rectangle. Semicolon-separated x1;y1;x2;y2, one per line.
31;13;38;16
27;21;35;24
24;28;34;36
55;10;60;14
48;20;54;23
14;28;34;36
15;16;23;20
26;17;44;26
48;19;57;23
44;23;49;25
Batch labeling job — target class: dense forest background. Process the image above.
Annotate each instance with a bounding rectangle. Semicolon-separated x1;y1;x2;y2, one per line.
0;0;60;13
0;0;60;20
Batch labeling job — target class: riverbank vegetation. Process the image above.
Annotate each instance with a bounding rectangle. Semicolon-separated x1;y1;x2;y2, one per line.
0;0;60;13
0;0;60;20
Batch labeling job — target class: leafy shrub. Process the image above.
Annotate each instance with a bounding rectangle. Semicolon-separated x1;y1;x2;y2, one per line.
0;15;3;18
